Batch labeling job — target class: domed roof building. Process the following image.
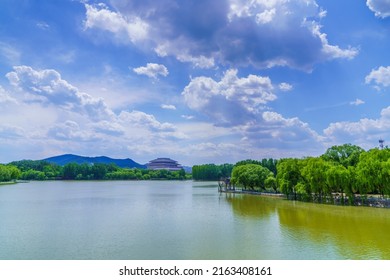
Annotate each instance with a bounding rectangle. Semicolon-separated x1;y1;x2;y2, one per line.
146;158;183;171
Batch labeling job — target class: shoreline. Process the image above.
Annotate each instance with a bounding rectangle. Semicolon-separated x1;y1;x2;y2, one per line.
0;181;17;185
219;188;390;209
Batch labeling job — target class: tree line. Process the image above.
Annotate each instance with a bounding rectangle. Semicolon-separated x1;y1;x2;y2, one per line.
192;159;277;182
275;144;390;204
194;143;390;204
0;164;21;182
191;163;234;181
2;160;190;181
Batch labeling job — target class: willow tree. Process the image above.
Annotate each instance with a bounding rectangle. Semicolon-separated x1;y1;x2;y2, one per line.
355;148;390;198
301;157;332;202
231;164;272;191
276;158;302;198
0;164;21;182
326;164;349;204
321;143;364;167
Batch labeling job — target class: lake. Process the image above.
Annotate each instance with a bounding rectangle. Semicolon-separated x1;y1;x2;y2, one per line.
0;180;389;260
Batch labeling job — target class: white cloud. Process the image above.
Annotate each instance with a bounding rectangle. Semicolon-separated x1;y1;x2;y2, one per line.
279;82;293;92
48;120;99;141
181;115;194;120
306;20;358;60
1;65;197;163
350;99;365;106
36;22;50;30
366;0;390;18
186;142;241;158
256;8;276;24
241;111;325;152
182;69;324;153
154;40;216;69
133;63;169;79
365;66;390;89
0;125;25;139
324;106;390;148
6;66;114;121
92;120;125;136
84;3;149;43
161;104;176;110
0;86;17;104
119;110;176;132
85;0;357;70
182;69;276;126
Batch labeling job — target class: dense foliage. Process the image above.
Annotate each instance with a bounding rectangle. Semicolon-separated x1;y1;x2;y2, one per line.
192;159;277;181
235;158;278;175
10;160;62;180
197;144;390;205
276;145;390;204
5;160;189;181
231;164;273;191
0;164;21;182
192;163;233;180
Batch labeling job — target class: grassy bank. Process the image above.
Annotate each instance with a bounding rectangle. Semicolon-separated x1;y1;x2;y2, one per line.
0;181;17;185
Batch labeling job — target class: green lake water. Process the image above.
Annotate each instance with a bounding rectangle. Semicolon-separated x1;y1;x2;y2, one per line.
0;180;389;260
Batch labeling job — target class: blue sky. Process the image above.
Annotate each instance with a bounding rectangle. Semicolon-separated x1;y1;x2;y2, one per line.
1;0;390;165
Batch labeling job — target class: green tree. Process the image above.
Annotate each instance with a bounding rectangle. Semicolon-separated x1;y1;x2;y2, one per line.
356;148;390;197
264;176;278;192
235;159;278;175
231;164;272;191
381;159;390;196
62;163;79;180
322;143;364;167
301;157;332;200
276;158;302;197
326;164;349;204
0;164;21;182
192;164;220;180
21;169;46;180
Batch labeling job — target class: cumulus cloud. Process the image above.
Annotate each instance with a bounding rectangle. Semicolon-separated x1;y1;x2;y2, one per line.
1;65;193;162
84;0;357;70
0;86;17;104
133;63;169;79
161;104;176;110
93;120;125;136
256;8;276;24
6;66;114;121
279;82;293;92
119;110;176;132
84;3;149;43
0;125;25;139
241;111;324;151
182;69;276;126
366;0;390;18
307;21;358;60
324;106;390;147
186;142;242;158
182;69;324;152
48;120;99;141
365;66;390;89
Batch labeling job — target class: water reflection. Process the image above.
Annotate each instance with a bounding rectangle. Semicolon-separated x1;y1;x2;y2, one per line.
223;193;279;219
224;193;390;259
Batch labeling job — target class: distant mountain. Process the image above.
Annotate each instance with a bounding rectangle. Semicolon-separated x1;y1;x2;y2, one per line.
43;154;146;169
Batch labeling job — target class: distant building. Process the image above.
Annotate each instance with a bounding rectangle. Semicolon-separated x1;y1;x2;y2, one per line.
379;139;385;149
147;158;183;171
